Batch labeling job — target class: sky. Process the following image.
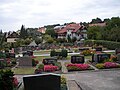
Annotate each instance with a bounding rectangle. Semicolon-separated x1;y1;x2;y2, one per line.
0;0;120;32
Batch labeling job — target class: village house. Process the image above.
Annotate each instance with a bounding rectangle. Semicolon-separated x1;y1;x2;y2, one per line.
56;23;87;40
7;32;19;43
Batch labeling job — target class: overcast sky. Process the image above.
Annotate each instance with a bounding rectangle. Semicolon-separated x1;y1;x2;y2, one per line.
0;0;120;32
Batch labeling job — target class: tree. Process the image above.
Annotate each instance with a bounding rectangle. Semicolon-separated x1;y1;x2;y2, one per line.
91;17;102;24
35;38;42;45
87;26;102;40
67;35;72;42
45;28;57;38
19;25;28;39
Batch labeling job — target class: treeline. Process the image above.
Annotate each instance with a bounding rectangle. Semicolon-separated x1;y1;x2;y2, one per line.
87;17;120;42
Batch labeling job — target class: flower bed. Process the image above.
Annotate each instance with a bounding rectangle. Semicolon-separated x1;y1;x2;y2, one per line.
66;63;93;71
35;62;62;74
95;62;120;69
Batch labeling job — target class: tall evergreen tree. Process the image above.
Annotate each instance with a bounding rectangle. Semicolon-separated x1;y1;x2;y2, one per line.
19;25;27;39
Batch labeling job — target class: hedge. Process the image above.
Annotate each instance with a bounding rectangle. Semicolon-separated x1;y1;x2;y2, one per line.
84;40;120;50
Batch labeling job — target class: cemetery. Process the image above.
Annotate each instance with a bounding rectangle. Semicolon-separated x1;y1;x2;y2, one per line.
1;46;120;89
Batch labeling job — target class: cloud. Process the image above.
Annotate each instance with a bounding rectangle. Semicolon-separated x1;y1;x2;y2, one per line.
0;0;120;32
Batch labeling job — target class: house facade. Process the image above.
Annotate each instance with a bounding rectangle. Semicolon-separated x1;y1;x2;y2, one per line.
56;23;87;40
7;32;19;43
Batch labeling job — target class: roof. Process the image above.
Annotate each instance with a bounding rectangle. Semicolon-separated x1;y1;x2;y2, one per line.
7;32;19;38
28;41;37;46
57;23;83;34
37;27;46;33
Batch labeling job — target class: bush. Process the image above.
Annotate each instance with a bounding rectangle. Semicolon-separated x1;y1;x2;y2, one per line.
32;59;39;66
61;49;68;58
54;62;62;70
84;40;120;50
50;49;56;57
81;50;95;56
0;69;18;90
95;63;105;69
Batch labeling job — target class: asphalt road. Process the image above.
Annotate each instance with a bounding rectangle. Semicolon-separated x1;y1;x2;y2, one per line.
66;70;120;90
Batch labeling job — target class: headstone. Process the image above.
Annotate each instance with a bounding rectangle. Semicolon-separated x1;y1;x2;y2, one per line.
92;53;111;63
22;50;33;56
95;47;102;52
71;55;84;64
42;58;57;65
23;73;60;90
79;48;89;52
17;57;32;67
115;48;120;55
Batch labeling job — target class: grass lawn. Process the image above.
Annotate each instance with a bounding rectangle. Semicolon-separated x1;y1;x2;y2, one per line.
12;67;35;74
35;56;50;61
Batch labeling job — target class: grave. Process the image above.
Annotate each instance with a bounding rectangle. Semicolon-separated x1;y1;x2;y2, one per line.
42;57;57;65
17;57;32;67
79;48;89;52
95;47;102;52
23;73;60;90
92;53;111;63
71;55;84;64
22;50;33;56
115;48;120;55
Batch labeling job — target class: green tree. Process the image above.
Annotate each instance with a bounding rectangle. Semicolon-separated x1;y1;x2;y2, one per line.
91;17;102;24
67;35;72;42
19;25;28;39
45;28;57;38
87;26;102;40
35;38;42;45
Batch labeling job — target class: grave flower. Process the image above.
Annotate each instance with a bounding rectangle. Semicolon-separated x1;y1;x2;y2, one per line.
44;65;58;72
104;62;117;68
67;64;90;70
13;77;19;87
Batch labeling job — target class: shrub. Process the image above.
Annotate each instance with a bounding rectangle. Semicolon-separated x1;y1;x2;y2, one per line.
50;49;56;57
54;62;62;70
0;69;18;90
61;49;68;58
95;63;105;69
84;40;120;50
37;64;44;70
81;50;95;56
32;59;39;66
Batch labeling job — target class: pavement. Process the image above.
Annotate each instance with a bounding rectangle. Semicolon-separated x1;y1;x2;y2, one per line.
65;69;120;90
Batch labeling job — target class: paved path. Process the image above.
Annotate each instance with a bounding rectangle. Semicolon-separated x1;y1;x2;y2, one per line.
65;70;120;90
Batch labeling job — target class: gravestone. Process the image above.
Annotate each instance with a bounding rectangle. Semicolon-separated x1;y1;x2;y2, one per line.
23;73;60;90
71;55;84;64
42;58;57;65
92;53;111;63
95;47;102;52
79;48;89;52
17;57;32;67
115;48;120;55
22;50;33;57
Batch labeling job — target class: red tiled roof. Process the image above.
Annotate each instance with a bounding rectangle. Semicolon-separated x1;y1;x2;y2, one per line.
57;28;67;34
37;27;46;33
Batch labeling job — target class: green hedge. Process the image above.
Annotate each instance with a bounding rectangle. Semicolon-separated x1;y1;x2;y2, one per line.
84;40;120;50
